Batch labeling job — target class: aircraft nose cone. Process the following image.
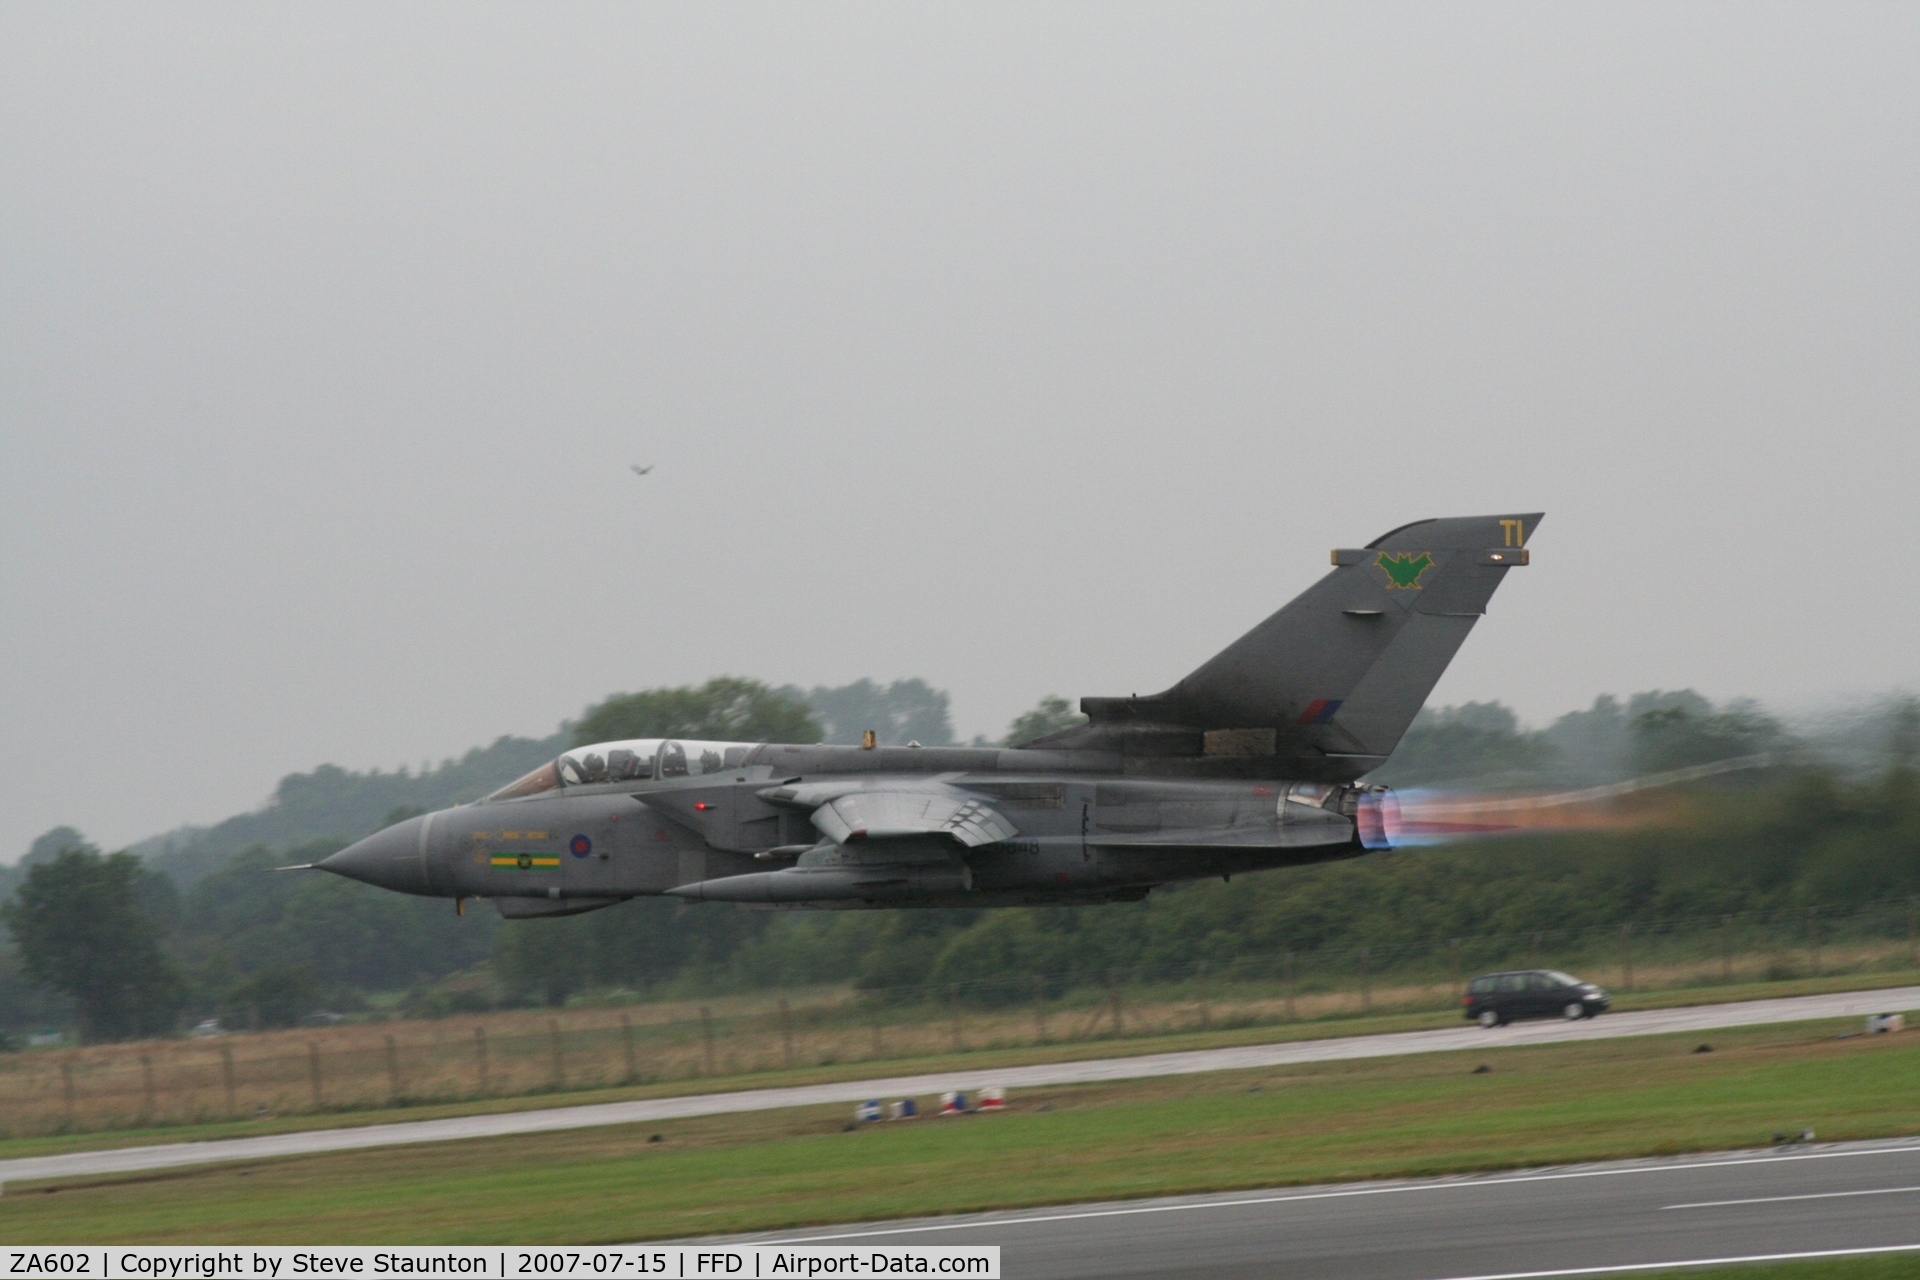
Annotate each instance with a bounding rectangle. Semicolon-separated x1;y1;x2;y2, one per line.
318;815;433;895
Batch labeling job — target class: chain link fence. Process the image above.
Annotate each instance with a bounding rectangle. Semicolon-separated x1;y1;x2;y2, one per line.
2;896;1915;1138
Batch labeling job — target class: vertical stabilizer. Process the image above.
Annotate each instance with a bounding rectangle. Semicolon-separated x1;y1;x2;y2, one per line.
1076;513;1541;780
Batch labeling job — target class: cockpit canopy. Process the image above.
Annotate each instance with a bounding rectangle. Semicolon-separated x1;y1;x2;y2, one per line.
486;738;761;800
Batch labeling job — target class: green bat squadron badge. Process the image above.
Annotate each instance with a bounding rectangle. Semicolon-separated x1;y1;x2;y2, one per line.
1377;551;1435;589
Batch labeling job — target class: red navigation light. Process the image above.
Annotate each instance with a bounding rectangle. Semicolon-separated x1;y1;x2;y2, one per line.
693;802;713;811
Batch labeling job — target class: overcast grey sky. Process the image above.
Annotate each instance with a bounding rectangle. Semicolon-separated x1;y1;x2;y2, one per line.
3;3;1916;859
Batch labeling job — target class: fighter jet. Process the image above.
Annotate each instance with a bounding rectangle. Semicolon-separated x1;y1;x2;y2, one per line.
318;514;1539;918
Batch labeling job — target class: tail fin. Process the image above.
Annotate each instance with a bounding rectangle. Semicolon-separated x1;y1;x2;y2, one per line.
1074;513;1541;780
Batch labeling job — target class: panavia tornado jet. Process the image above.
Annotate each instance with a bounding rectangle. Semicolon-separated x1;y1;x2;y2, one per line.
316;514;1539;918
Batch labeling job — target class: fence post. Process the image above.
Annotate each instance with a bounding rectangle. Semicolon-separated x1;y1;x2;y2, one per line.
1620;924;1634;993
1450;939;1463;1000
139;1054;156;1124
621;1014;637;1085
220;1043;236;1116
1808;907;1821;977
385;1035;402;1103
949;986;964;1054
1284;951;1297;1021
1358;948;1371;1014
1033;975;1048;1045
548;1019;564;1089
1721;915;1733;984
61;1058;77;1127
474;1026;489;1095
308;1042;323;1110
700;1006;716;1077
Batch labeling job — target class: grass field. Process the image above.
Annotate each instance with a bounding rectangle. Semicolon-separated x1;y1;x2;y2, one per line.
1;1018;1916;1245
7;942;1915;1143
1642;1259;1920;1278
2;967;1914;1167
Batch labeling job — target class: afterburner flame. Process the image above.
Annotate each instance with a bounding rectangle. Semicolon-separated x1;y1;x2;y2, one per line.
1385;753;1786;844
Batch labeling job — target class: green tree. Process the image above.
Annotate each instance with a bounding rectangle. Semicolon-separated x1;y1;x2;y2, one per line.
223;965;323;1029
1539;696;1631;783
852;911;983;997
173;841;496;997
1005;696;1088;747
1;848;185;1041
492;915;598;1006
0;932;66;1035
1631;696;1787;774
22;825;89;867
2;825;94;905
1375;701;1555;788
127;731;568;890
1882;696;1919;809
798;679;954;745
573;677;821;748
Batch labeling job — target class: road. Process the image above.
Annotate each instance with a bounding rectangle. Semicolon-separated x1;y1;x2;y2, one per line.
2;984;1915;1186
732;1138;1920;1279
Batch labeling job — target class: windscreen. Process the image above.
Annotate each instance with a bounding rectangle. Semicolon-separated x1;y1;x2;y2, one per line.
487;761;560;801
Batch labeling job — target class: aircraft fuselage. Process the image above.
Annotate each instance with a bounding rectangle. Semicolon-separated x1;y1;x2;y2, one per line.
321;742;1374;915
315;512;1540;916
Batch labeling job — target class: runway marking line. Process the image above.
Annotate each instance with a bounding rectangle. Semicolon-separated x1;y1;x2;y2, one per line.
759;1142;1920;1243
1663;1184;1920;1210
1425;1241;1920;1280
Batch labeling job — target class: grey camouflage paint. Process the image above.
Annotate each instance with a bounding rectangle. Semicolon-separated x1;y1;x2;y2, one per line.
319;514;1540;915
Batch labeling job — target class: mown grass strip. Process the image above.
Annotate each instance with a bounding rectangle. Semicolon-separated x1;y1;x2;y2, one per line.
1591;1254;1920;1279
2;971;1912;1164
1;1021;1916;1245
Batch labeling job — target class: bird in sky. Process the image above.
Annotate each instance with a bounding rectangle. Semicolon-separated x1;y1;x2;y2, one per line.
630;464;654;476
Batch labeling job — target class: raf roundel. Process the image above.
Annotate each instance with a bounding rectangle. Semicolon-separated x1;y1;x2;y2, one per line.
569;834;592;859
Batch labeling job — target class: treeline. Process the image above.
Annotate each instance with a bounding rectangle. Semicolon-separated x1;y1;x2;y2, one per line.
120;733;570;889
0;836;494;1039
1371;690;1795;788
3;681;1916;1040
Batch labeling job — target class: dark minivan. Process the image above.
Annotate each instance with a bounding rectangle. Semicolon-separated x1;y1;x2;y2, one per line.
1464;970;1610;1027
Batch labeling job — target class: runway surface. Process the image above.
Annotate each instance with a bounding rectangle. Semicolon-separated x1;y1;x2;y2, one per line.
3;984;1915;1186
732;1138;1920;1279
